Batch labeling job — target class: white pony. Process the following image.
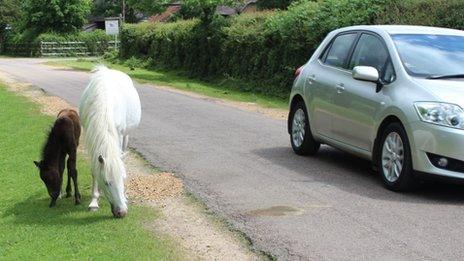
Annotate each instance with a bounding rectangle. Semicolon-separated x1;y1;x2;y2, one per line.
79;66;141;218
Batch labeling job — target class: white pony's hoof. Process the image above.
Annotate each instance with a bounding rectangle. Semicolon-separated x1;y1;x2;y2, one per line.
88;206;99;212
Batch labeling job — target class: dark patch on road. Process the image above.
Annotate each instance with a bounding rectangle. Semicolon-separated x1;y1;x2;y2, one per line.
247;206;303;217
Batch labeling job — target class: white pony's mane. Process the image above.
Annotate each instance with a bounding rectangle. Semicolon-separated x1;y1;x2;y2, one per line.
79;65;126;203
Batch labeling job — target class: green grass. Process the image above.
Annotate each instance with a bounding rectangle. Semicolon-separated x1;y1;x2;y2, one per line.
0;84;181;259
45;59;288;110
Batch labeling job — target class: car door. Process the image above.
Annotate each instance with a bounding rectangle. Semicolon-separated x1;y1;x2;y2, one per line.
331;33;396;151
307;32;358;139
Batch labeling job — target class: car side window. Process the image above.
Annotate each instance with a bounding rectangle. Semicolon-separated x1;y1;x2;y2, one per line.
322;33;358;68
349;34;396;83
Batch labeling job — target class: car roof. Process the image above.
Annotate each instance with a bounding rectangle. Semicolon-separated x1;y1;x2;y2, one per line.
335;25;464;36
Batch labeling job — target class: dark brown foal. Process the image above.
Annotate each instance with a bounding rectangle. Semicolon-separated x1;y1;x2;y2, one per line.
34;109;81;207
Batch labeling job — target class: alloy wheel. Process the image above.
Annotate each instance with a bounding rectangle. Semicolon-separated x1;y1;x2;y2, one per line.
381;132;404;183
292;108;306;148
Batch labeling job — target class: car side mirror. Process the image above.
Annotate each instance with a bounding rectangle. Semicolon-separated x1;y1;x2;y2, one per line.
352;66;379;82
352;66;384;93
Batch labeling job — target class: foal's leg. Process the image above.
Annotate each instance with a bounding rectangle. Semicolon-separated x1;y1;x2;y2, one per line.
58;154;71;198
65;173;72;198
67;149;81;205
88;174;100;211
61;156;72;198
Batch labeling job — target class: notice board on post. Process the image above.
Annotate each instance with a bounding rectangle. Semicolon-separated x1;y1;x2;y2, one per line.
105;18;120;35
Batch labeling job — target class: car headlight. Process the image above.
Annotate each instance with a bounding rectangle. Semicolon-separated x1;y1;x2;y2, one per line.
414;102;464;129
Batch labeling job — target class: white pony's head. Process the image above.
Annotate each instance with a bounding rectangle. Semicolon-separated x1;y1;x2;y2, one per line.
97;154;127;218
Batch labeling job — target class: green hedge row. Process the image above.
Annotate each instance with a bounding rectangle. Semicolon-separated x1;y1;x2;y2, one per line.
375;0;464;29
120;0;464;98
5;30;112;56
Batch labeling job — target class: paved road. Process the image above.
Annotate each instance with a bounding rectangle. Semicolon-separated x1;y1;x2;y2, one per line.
2;58;464;260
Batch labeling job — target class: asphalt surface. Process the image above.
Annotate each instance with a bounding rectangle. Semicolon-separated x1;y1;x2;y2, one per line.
2;58;464;260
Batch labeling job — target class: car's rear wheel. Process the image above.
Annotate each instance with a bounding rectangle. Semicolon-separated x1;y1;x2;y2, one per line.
378;122;415;191
290;100;320;155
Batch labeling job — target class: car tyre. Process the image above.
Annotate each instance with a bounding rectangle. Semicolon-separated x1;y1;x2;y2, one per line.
378;122;415;191
289;100;320;155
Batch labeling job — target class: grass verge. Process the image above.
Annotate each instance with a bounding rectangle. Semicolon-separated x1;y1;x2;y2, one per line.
45;59;288;110
0;83;180;259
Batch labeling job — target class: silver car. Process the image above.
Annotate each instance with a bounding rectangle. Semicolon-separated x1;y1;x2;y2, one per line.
288;25;464;191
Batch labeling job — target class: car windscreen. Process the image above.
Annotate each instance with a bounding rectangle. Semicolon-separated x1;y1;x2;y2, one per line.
391;34;464;78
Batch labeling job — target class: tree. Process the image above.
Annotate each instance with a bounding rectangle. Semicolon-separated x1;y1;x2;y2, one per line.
92;0;122;17
91;0;136;23
92;0;168;23
258;0;295;10
181;0;236;23
125;0;170;16
22;0;92;33
0;0;21;48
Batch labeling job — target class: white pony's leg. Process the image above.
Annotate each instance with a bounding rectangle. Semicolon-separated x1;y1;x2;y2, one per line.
121;134;129;158
122;134;129;152
88;174;100;211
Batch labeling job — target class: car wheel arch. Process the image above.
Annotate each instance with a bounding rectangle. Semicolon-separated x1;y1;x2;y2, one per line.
372;115;405;170
288;94;306;134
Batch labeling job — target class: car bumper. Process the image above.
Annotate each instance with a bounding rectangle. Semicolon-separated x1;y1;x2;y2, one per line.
410;121;464;179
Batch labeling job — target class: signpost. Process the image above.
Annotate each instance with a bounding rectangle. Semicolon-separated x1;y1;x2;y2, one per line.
105;17;120;50
105;19;119;35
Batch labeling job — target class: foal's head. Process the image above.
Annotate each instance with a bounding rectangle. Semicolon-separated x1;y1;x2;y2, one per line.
34;160;61;207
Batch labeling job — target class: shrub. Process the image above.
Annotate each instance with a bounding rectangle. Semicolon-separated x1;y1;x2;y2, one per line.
120;22;161;58
120;19;200;67
103;49;120;63
5;30;112;56
375;0;464;30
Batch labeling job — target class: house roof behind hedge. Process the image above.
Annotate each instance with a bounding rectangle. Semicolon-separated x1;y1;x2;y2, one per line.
217;6;238;16
217;0;260;16
150;5;182;22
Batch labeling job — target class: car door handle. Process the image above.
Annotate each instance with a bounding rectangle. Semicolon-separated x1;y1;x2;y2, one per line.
336;83;345;94
307;74;316;84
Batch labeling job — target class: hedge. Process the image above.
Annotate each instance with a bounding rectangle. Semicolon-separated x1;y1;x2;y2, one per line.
120;0;464;98
375;0;464;30
5;30;112;56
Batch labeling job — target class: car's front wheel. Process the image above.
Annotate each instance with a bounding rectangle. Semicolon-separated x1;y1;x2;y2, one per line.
289;100;320;155
378;122;415;191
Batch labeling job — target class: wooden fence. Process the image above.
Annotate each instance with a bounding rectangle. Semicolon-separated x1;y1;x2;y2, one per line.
3;43;39;57
4;41;119;57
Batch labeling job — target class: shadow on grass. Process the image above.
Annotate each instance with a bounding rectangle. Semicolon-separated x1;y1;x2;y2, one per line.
3;192;112;226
